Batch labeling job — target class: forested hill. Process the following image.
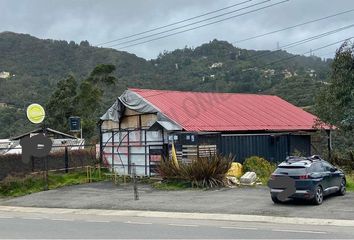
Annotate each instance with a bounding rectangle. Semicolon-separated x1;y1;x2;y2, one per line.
0;31;152;107
0;31;332;138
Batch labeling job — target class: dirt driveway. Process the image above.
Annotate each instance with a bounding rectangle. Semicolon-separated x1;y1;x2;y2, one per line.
1;182;353;220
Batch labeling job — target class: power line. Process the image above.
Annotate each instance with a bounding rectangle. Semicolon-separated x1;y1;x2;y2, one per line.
96;0;253;46
245;23;354;61
105;0;272;47
260;37;353;68
102;4;353;50
281;24;354;49
233;8;354;44
112;0;290;49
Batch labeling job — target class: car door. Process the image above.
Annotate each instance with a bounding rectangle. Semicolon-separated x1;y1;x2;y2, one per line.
323;161;341;188
318;162;331;194
321;161;339;194
310;162;327;186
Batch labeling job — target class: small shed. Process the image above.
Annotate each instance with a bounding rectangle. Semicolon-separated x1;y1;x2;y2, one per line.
5;128;84;154
100;88;331;176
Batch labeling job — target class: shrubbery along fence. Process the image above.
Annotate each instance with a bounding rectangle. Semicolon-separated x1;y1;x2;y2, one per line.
0;144;97;181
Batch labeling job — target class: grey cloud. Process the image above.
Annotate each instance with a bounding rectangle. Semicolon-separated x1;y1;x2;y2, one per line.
0;0;353;59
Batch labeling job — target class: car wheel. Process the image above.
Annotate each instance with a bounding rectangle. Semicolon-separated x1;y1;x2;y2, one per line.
271;196;282;204
338;178;346;196
313;186;323;205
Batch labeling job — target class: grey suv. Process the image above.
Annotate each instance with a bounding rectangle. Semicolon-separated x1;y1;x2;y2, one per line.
269;156;346;205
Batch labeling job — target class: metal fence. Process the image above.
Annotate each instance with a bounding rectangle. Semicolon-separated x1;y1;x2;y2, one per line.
0;144;98;181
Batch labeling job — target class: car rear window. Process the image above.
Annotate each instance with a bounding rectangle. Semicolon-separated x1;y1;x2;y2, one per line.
274;166;307;175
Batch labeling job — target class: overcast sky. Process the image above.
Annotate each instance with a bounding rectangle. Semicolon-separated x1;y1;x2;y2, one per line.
1;0;353;59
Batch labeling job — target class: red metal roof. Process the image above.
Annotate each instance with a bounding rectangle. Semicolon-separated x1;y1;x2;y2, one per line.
129;88;328;132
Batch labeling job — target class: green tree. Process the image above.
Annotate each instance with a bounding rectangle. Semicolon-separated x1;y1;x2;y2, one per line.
315;41;354;154
75;64;116;140
46;64;116;140
315;42;354;128
46;75;78;132
0;107;33;138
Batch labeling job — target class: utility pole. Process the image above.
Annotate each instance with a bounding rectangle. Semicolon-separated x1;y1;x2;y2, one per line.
132;163;139;200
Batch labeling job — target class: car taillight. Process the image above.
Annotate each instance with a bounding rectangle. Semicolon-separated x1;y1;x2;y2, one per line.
270;174;276;180
299;174;309;179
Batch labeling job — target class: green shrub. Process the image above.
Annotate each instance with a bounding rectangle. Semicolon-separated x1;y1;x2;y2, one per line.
157;155;233;188
243;156;276;184
347;173;354;192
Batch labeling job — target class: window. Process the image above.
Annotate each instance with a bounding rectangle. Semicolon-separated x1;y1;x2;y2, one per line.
310;162;324;173
322;161;334;172
275;167;307;175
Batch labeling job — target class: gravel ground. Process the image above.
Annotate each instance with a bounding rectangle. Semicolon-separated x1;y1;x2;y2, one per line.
1;181;353;220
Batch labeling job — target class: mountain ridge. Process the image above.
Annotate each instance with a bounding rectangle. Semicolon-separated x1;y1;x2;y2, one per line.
0;31;332;138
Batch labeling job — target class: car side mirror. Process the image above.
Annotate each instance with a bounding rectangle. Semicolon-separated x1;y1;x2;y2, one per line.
330;167;337;172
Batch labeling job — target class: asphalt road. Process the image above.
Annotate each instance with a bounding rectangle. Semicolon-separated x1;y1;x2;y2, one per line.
0;210;354;239
1;182;354;220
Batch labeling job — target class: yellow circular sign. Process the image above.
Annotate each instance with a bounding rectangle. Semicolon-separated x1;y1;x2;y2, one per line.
26;104;45;124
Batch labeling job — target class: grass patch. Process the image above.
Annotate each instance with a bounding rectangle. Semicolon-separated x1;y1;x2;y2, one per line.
347;174;354;192
152;181;192;190
0;168;107;197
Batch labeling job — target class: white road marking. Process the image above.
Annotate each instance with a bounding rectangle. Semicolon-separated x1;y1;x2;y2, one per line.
85;220;110;223
0;216;14;219
124;221;152;225
272;229;327;234
221;226;258;230
21;217;42;220
168;223;198;227
50;218;74;222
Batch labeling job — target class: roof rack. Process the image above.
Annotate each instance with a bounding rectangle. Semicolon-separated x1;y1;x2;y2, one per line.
285;156;305;162
285;155;323;163
309;155;323;161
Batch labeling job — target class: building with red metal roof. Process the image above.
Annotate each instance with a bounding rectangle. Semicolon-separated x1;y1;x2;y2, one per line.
100;88;331;175
128;88;326;132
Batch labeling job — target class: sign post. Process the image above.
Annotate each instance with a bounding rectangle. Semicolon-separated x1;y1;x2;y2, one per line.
26;103;45;124
24;103;52;191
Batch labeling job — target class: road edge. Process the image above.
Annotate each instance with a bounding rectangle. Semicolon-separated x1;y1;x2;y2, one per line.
0;205;353;227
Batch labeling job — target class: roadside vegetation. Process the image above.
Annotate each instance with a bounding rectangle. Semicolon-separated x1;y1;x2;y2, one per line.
242;156;276;184
347;173;354;192
0;169;106;197
2;159;352;196
156;154;233;189
154;155;276;190
152;181;192;191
